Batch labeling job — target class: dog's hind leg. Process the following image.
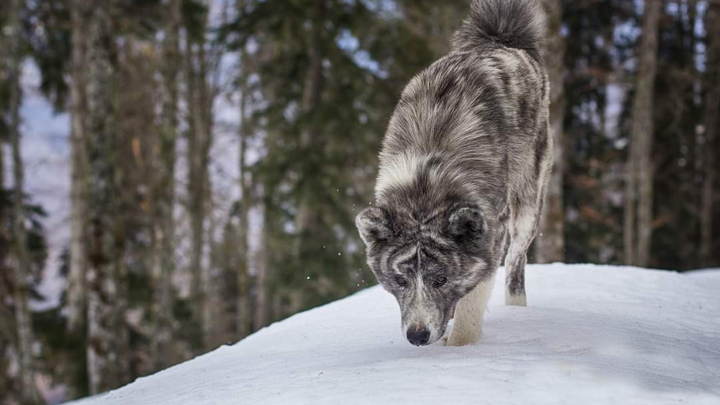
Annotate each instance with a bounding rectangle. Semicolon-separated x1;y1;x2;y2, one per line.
503;198;539;306
446;271;497;346
505;127;553;306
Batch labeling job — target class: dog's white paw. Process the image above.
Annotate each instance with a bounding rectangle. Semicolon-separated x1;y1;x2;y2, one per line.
505;293;527;307
445;328;481;347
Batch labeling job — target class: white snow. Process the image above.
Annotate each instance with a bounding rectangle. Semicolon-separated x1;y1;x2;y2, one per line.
66;264;720;405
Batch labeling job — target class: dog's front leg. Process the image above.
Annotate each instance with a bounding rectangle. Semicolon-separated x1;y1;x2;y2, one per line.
446;272;496;346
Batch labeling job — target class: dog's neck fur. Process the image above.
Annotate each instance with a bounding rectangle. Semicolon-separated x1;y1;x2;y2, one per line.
375;151;502;223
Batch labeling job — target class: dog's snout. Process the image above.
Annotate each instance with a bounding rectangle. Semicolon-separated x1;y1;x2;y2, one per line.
406;326;431;346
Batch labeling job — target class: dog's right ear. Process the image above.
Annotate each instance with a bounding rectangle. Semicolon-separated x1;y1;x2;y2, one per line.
356;206;392;245
446;205;485;241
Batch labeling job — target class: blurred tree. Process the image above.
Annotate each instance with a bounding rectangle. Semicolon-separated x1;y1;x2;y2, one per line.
183;0;215;349
625;0;661;267
236;42;253;338
210;207;244;344
0;109;7;403
563;0;632;264
223;0;456;322
149;0;182;369
0;194;48;404
7;0;43;401
537;0;566;263
650;0;703;269
0;10;10;395
78;0;129;393
1;0;719;402
700;0;720;265
395;0;465;57
292;0;330;314
68;0;88;335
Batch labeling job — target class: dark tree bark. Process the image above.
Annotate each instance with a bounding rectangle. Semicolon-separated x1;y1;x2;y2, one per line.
8;0;42;402
80;0;125;393
625;0;661;267
700;1;720;266
151;0;181;369
185;10;214;348
254;199;270;329
293;1;326;314
237;53;252;338
67;0;88;333
536;0;566;263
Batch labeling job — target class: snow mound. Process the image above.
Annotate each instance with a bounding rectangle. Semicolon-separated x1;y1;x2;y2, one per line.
67;264;720;405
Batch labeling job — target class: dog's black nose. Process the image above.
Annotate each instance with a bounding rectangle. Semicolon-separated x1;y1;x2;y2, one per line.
406;326;430;346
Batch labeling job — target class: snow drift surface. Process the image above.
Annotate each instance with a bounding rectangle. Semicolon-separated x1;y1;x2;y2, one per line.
68;264;720;405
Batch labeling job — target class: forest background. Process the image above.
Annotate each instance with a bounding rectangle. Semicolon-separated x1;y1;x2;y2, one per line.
1;0;719;403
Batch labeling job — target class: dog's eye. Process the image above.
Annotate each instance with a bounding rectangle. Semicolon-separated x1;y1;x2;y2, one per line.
433;276;448;288
395;276;408;288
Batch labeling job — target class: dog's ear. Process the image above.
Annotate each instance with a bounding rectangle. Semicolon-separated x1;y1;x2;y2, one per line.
356;206;393;245
446;205;485;240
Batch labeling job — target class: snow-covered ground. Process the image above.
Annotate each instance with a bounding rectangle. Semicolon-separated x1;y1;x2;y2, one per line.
67;264;720;405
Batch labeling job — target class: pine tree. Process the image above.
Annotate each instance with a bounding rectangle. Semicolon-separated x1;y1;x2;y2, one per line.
223;0;473;321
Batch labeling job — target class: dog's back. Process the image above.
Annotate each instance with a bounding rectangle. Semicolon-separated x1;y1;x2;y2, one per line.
375;0;550;223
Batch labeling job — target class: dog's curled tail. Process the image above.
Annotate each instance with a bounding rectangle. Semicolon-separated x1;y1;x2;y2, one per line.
452;0;544;60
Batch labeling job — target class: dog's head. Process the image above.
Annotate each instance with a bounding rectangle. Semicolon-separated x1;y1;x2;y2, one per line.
356;203;497;346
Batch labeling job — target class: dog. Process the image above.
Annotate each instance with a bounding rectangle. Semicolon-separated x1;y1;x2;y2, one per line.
355;0;551;347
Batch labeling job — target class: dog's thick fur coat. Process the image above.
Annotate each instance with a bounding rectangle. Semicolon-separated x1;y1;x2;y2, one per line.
357;0;551;346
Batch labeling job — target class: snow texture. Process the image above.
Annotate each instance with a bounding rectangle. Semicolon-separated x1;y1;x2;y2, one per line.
66;264;720;405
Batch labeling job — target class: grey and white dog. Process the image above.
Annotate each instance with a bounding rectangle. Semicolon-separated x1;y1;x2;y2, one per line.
356;0;551;347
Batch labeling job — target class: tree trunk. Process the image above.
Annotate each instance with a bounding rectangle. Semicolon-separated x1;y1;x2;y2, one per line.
624;148;637;264
185;21;213;350
8;0;42;401
700;1;720;266
68;0;88;333
0;116;3;194
151;0;181;369
254;199;270;329
0;59;6;342
536;0;566;263
184;32;202;347
81;0;124;393
237;57;251;338
295;4;324;230
625;0;661;267
197;9;215;347
0;125;4;286
293;2;326;312
0;27;11;405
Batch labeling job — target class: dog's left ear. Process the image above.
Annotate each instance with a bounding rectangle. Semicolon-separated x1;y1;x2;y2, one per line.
447;205;485;240
356;206;393;245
